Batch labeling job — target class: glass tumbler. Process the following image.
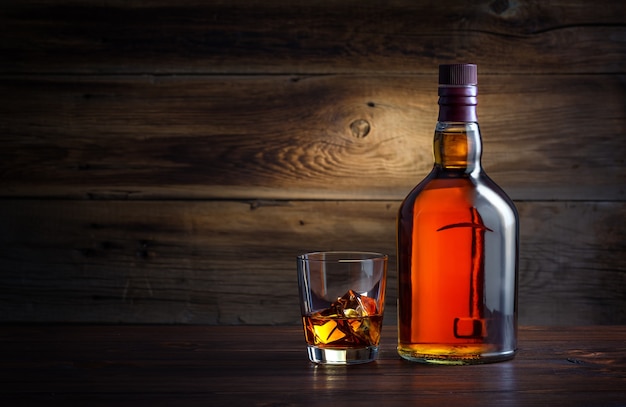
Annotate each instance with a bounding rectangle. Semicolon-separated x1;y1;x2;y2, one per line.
297;251;388;364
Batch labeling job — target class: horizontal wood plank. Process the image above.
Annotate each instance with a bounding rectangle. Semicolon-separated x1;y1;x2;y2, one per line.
0;0;624;74
0;200;623;325
1;74;624;200
0;0;624;329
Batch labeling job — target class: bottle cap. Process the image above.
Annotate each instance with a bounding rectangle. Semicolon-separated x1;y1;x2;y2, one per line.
437;64;478;122
439;64;477;86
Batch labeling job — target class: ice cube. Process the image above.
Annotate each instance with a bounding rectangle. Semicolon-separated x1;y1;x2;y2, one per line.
307;290;381;346
317;289;378;318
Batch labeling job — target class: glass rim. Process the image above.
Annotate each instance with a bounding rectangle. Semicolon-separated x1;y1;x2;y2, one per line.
297;251;388;262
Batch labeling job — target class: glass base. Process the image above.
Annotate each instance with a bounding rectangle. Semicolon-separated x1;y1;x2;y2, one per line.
307;345;379;365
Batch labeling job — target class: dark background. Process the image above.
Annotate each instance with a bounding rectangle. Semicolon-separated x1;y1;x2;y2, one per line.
0;0;624;325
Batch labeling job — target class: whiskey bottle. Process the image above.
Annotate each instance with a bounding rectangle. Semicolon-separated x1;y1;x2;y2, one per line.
397;64;519;364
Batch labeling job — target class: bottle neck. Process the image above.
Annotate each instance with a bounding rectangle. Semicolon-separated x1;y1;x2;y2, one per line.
434;83;482;175
433;122;482;175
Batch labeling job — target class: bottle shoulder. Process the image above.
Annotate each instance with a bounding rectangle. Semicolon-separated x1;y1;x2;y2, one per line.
475;172;518;212
400;169;517;215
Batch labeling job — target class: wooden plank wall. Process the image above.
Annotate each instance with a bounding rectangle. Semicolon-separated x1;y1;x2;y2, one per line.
0;0;624;325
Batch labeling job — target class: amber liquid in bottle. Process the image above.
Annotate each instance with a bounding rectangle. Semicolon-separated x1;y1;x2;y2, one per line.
397;64;518;364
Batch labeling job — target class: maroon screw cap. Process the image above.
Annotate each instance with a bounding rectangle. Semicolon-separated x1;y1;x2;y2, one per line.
438;64;478;122
439;64;478;86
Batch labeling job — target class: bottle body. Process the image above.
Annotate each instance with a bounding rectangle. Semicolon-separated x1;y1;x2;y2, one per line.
397;122;519;364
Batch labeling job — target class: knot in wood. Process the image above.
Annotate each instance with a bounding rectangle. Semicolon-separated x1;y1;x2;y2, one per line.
350;119;370;138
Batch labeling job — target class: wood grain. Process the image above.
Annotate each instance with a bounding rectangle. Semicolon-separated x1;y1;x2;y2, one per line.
1;74;624;200
0;0;624;326
0;325;624;406
1;0;624;74
0;200;623;325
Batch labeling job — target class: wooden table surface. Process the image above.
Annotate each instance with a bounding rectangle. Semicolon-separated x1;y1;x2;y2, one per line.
1;325;624;406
